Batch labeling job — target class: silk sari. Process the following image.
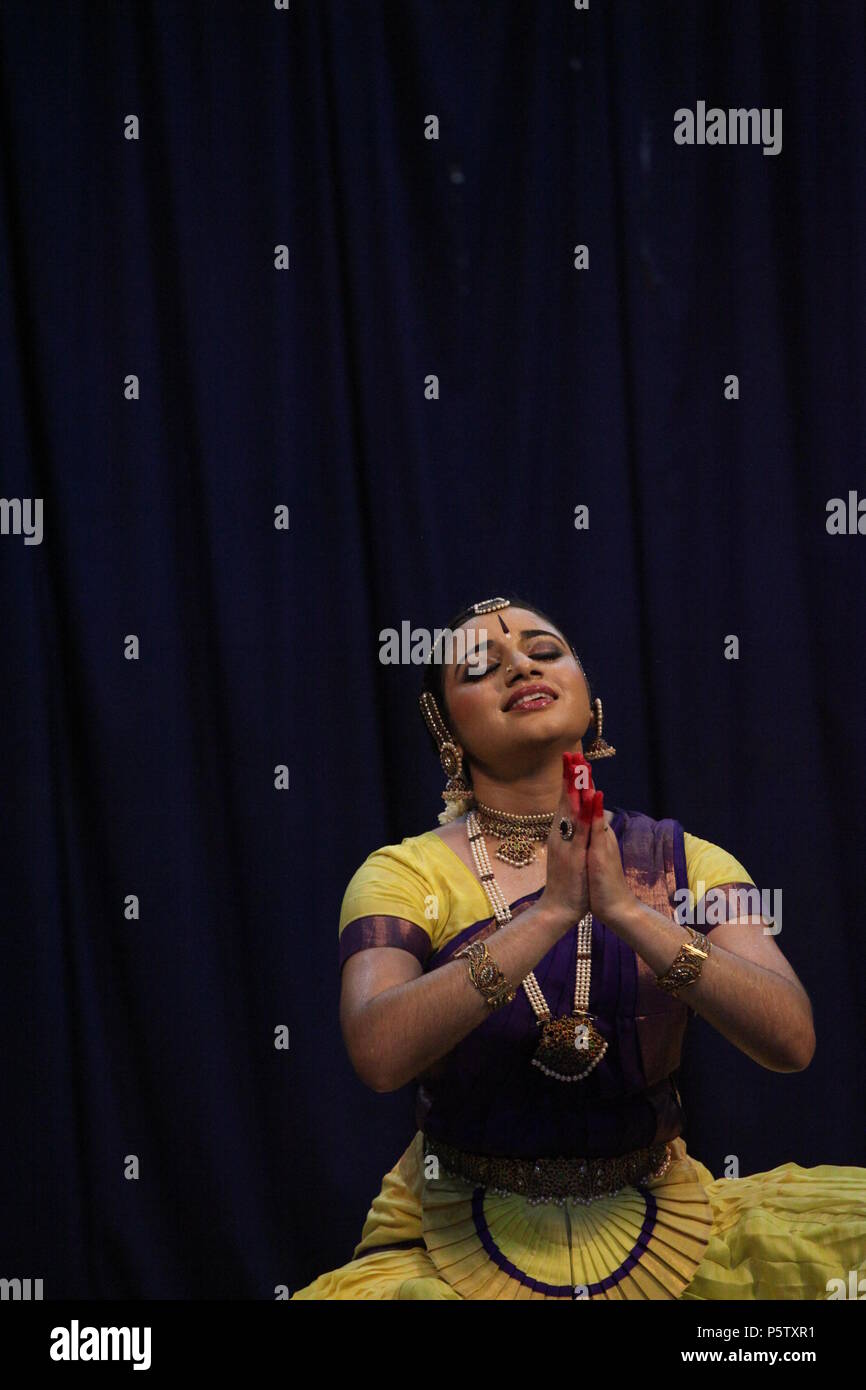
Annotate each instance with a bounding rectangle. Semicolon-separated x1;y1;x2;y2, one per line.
292;809;866;1300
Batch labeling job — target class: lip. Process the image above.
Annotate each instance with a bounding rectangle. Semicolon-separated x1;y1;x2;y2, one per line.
503;683;558;712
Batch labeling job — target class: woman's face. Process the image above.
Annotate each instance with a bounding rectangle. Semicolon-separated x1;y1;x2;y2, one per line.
440;605;592;778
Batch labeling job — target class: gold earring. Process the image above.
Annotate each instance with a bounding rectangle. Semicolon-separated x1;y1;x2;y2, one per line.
584;696;616;760
418;691;474;808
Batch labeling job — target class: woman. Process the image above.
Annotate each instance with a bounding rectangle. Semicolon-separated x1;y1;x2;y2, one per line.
292;594;866;1300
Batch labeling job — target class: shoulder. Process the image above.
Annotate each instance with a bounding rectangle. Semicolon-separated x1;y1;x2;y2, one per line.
615;807;754;900
337;834;446;970
680;828;754;897
347;829;449;877
339;832;448;937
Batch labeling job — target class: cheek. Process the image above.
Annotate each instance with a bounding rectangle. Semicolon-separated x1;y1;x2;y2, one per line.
446;682;494;736
447;683;479;723
564;678;589;712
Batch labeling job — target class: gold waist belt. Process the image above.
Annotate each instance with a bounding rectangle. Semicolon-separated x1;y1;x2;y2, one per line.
423;1134;672;1206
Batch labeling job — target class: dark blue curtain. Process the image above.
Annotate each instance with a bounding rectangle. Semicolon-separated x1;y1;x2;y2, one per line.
1;0;863;1299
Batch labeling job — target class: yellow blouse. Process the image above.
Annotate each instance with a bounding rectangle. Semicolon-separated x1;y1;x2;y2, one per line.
338;825;753;960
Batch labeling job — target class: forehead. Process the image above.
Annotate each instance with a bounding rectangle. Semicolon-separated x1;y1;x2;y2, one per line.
456;606;563;640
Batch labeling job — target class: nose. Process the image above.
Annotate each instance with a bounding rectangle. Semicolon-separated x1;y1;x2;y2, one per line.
505;650;542;682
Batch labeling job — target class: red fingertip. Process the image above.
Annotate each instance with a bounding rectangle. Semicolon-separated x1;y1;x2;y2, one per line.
593;789;604;817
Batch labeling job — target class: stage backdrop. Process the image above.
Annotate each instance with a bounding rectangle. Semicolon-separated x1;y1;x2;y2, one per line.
0;1;863;1297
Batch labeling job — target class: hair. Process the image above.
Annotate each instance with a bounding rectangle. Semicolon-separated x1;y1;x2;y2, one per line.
419;592;593;785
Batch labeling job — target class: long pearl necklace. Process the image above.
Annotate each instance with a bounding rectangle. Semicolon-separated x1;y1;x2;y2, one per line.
466;809;608;1083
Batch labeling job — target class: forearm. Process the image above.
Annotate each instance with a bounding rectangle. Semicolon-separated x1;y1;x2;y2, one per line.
348;899;571;1092
609;897;815;1072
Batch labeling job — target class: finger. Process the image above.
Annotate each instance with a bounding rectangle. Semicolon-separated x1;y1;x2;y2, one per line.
560;754;591;835
588;789;605;838
561;752;583;816
562;751;593;812
577;757;595;821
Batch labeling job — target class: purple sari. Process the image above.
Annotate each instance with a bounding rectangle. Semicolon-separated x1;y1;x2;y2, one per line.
416;807;691;1159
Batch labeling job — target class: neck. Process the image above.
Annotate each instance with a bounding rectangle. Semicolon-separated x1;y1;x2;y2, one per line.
470;746;584;814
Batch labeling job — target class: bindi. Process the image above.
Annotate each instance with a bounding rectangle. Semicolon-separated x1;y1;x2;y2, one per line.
497;614;509;634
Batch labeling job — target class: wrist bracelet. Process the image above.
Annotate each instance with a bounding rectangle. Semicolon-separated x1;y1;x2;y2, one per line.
454;939;517;1010
656;926;711;996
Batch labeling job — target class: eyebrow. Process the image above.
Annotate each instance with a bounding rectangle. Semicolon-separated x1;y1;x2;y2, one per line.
456;629;565;671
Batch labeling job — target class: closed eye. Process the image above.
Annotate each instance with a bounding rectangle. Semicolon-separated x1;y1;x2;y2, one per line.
463;648;562;682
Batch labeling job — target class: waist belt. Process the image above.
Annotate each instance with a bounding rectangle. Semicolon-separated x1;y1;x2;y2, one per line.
423;1134;672;1205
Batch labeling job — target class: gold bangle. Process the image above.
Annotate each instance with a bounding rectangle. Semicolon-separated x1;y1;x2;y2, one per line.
454;939;517;1010
656;926;711;996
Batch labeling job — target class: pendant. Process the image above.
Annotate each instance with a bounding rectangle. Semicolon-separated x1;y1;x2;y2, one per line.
495;832;537;867
531;1012;608;1082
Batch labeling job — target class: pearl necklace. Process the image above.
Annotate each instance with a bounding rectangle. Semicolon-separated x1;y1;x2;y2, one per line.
466;809;608;1082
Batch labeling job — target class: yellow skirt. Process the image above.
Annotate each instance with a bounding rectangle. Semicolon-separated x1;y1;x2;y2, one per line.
290;1132;866;1300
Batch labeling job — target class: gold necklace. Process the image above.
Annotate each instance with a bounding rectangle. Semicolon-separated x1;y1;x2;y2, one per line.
472;800;555;868
466;809;608;1083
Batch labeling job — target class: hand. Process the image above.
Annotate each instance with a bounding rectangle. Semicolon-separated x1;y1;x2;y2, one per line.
538;751;595;933
584;784;634;926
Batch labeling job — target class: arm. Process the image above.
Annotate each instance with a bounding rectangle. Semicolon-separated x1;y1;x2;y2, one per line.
612;898;814;1072
340;897;570;1093
585;806;816;1073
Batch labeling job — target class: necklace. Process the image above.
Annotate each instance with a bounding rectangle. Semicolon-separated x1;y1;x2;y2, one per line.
466;808;608;1083
472;800;554;868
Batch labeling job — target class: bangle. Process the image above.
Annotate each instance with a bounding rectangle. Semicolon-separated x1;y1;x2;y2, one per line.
656;926;711;996
454;939;516;1010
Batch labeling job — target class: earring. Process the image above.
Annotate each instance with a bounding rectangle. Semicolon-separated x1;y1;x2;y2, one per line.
584;696;616;760
438;740;473;808
418;691;475;815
